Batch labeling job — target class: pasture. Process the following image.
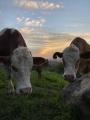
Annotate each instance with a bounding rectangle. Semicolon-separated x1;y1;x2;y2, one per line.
0;67;74;120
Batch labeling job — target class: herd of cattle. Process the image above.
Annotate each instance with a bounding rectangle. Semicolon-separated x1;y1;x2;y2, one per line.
0;28;90;94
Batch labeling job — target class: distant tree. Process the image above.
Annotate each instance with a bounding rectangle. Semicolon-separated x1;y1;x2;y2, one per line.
47;60;64;74
56;62;64;74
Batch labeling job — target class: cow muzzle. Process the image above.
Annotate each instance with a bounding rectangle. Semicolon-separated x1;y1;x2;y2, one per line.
20;87;32;94
64;75;75;82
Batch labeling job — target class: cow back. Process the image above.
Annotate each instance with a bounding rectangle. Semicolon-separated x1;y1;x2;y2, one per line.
33;57;45;65
0;28;27;56
70;37;90;53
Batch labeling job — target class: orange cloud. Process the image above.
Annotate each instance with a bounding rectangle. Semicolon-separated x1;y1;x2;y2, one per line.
18;27;90;58
31;40;71;58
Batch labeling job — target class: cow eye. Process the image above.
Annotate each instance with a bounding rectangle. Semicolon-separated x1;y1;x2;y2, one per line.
12;65;18;72
62;58;66;67
75;59;80;69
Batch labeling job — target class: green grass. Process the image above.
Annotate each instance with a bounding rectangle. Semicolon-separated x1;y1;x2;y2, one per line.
0;69;73;120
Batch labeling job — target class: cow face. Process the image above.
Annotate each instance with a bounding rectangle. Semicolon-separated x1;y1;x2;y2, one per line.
11;47;33;94
53;44;80;82
62;45;80;82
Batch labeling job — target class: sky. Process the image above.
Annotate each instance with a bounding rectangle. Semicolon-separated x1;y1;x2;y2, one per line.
0;0;90;59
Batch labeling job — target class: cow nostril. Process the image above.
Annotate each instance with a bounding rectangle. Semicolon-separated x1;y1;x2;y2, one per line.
64;75;75;82
20;87;32;94
64;75;67;80
71;75;74;79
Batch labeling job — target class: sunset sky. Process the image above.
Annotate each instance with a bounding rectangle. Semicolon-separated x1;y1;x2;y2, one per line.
0;0;90;59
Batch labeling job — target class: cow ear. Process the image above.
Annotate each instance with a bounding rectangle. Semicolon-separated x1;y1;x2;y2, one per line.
53;52;63;59
80;51;90;59
0;56;10;64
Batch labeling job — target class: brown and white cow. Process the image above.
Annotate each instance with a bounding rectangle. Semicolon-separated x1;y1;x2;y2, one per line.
53;37;90;82
0;28;33;94
32;57;49;78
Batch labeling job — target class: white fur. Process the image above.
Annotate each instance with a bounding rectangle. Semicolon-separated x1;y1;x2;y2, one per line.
63;44;80;80
11;46;33;94
11;28;16;34
0;28;8;36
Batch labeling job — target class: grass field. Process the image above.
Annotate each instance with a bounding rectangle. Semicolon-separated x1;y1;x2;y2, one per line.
0;69;73;120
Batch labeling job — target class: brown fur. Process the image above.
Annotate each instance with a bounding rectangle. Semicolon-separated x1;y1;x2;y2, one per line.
77;59;90;77
71;37;90;77
0;28;27;64
70;37;90;53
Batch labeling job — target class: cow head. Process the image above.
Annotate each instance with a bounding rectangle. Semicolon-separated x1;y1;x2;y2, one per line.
10;46;33;94
53;44;81;82
0;47;33;94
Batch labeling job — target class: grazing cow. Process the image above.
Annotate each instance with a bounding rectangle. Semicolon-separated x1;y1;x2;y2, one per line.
0;28;33;94
32;57;49;78
53;37;90;82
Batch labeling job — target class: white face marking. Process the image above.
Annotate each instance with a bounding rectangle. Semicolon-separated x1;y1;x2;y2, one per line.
11;28;16;34
0;28;8;36
11;46;33;94
63;44;80;81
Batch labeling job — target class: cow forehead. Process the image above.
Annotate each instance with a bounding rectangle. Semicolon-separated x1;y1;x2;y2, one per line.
63;44;80;63
11;47;32;65
13;47;30;56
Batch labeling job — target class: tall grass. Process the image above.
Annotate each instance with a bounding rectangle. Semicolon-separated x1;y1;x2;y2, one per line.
0;69;74;120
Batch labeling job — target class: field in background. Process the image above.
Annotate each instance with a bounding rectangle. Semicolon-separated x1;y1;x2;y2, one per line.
47;59;64;74
0;61;75;120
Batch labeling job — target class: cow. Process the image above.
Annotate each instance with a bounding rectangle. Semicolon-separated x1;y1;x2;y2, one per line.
53;37;90;82
32;57;49;78
0;28;33;94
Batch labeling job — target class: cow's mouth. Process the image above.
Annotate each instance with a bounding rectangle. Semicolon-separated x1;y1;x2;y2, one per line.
67;79;76;82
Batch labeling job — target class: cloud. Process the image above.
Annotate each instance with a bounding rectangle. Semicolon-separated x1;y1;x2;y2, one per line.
70;24;84;28
16;22;90;58
24;32;73;58
14;0;62;10
25;18;45;27
25;18;30;21
17;18;22;22
19;29;90;58
20;28;34;35
16;17;25;23
16;17;46;27
31;38;71;58
70;33;90;37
